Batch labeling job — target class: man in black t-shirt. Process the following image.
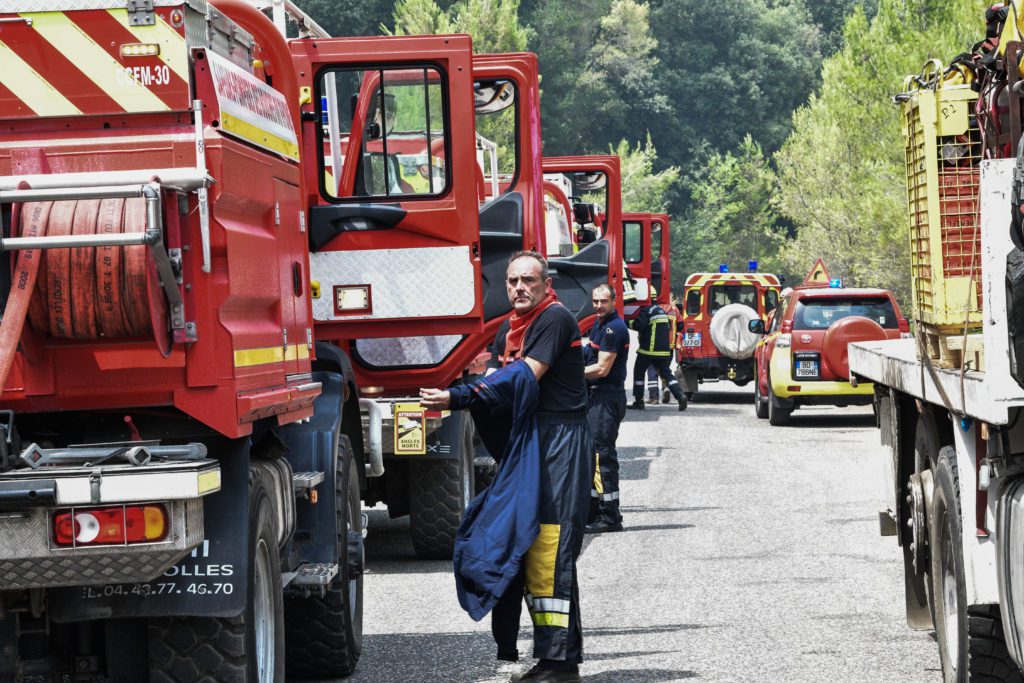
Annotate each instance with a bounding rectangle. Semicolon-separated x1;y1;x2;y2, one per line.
582;283;629;533
420;251;590;683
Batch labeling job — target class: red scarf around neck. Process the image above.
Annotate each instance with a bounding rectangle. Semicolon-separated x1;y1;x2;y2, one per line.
503;291;559;365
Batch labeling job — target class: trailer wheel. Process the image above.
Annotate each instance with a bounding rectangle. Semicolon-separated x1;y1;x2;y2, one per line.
929;449;1022;682
149;470;284;683
754;366;769;419
284;436;363;678
767;383;791;426
409;417;474;559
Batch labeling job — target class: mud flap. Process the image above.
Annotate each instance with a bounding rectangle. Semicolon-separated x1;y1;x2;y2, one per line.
48;440;250;622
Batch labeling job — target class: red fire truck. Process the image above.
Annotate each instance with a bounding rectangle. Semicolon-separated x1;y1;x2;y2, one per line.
0;1;500;679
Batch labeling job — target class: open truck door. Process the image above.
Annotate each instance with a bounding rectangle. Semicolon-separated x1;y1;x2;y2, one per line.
293;48;544;395
290;35;483;339
621;212;673;319
622;212;653;318
543;155;623;328
651;213;672;308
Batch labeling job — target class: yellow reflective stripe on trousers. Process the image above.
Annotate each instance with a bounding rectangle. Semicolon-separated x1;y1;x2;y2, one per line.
592;452;603;496
525;523;560;598
531;611;570;628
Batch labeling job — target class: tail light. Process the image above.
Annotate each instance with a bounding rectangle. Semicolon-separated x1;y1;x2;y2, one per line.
776;333;792;348
780;320;793;334
898;318;910;333
53;505;168;547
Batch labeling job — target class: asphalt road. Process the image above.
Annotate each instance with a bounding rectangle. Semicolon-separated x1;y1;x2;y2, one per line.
342;382;942;683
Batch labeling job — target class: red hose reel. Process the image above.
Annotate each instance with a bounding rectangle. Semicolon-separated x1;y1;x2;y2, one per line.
9;197;171;360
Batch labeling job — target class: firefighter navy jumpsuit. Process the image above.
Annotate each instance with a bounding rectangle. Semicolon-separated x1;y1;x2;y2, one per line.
629;302;686;407
583;310;629;526
478;303;592;665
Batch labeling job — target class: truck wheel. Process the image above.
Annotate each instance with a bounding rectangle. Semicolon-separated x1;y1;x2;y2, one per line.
149;470;284;683
929;449;1022;682
754;367;769;419
767;383;791;426
284;436;363;678
409;417;474;559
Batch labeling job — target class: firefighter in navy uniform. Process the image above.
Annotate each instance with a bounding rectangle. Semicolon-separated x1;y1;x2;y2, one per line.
582;283;629;533
420;251;590;683
629;300;687;411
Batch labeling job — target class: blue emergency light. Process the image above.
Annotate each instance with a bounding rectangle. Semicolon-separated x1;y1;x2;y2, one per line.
829;278;842;288
748;260;758;272
321;95;329;125
719;264;729;273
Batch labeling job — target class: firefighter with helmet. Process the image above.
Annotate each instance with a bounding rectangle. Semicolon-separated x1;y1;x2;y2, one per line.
628;291;687;411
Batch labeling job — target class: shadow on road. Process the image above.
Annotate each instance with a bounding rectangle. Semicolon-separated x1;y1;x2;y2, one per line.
587;623;712;636
687;389;753;405
583;668;698;682
778;413;876;429
620;523;695;533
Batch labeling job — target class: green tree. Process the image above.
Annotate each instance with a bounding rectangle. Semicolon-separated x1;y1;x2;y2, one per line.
672;136;787;290
528;0;663;155
649;0;822;195
302;0;395;37
613;134;679;213
451;0;531;52
386;0;530;53
386;0;453;35
773;0;981;306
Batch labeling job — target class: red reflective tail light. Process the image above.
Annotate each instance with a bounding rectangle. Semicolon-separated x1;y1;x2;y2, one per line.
52;505;168;547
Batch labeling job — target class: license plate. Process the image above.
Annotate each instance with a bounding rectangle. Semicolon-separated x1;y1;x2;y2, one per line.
681;333;701;347
795;359;818;378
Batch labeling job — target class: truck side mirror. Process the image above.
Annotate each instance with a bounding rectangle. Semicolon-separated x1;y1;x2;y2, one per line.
573;202;595;225
748;319;766;335
576;226;598;246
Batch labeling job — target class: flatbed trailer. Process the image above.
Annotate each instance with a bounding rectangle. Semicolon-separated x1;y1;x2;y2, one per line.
850;159;1024;679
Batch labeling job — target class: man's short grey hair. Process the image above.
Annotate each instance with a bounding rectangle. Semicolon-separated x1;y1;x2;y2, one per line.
592;283;615;301
507;250;550;280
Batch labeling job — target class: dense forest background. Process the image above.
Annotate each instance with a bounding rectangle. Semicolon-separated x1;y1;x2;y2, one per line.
301;0;986;303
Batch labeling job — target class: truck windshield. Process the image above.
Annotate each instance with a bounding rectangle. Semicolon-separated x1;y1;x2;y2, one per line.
709;284;756;314
793;297;898;330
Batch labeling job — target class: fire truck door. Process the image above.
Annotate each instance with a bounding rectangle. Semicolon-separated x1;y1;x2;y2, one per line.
651;214;671;307
545;158;623;323
622;214;653;314
296;36;483;338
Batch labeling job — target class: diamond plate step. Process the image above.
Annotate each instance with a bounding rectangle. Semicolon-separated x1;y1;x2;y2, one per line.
291;471;324;497
282;562;338;591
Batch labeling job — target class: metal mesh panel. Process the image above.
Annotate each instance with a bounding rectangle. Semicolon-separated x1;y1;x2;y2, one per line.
902;84;983;330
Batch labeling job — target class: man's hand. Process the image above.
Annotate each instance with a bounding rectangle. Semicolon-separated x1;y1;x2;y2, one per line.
418;388;451;410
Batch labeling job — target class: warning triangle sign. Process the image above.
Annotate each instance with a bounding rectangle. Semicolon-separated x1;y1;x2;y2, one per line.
802;259;830;287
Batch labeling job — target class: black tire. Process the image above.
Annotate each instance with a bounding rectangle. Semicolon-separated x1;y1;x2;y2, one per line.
754;366;769;419
767;382;791;426
409;417;475;559
929;449;1023;682
284;436;363;679
149;469;285;683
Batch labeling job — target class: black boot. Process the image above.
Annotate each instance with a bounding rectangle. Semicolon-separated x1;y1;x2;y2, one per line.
628;399;645;410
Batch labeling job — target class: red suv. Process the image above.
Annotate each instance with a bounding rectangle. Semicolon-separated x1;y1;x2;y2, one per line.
750;286;909;425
